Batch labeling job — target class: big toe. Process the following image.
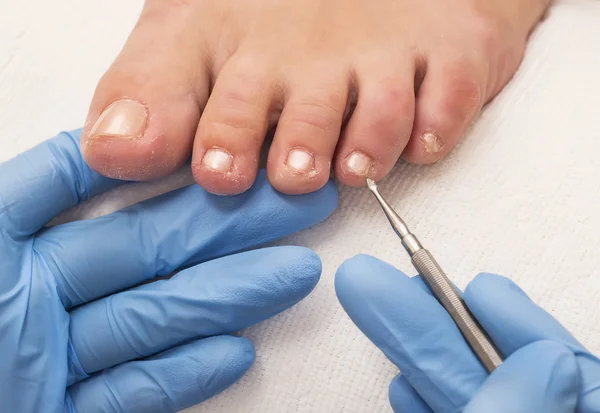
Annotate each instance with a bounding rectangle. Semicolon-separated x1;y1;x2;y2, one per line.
81;2;211;181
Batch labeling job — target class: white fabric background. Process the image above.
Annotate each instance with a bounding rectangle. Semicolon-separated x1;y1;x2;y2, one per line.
2;1;600;412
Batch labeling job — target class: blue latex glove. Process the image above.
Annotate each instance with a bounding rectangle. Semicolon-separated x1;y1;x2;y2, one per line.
0;130;338;413
336;255;600;413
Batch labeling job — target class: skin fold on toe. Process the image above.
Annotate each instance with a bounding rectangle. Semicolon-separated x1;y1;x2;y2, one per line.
81;0;551;194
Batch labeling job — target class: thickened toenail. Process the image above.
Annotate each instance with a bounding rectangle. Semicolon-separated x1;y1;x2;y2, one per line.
421;132;445;154
88;99;148;140
203;148;233;172
345;151;372;177
286;149;314;173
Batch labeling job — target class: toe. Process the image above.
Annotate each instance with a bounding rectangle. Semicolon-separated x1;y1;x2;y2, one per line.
334;61;416;186
267;66;350;194
402;56;486;164
192;55;278;195
81;2;211;181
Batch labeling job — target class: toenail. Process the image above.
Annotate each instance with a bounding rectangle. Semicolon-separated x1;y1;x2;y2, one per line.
88;99;148;140
286;149;314;173
202;148;233;173
345;151;372;177
421;132;445;154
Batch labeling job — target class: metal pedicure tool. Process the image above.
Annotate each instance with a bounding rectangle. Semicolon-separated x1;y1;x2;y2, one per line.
365;178;503;373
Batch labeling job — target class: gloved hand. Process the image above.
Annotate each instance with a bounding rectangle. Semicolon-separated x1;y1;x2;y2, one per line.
335;255;600;413
0;130;338;413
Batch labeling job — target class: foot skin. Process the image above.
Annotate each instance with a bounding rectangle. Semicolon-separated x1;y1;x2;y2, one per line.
81;0;550;195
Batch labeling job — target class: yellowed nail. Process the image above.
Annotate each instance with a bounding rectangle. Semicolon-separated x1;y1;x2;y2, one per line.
203;148;233;173
345;151;372;177
89;99;148;140
286;149;314;173
421;132;445;154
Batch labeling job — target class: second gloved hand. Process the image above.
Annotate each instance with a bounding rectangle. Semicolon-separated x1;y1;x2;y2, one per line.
335;255;600;413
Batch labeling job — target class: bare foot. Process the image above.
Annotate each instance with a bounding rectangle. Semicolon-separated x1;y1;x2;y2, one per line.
80;0;550;195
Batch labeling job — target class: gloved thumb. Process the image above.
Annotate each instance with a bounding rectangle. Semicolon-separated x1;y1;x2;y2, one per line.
464;340;579;413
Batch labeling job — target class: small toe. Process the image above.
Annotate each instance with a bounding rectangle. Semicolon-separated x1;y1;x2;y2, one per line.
402;56;486;164
192;55;279;195
334;61;416;186
267;67;350;194
81;2;210;181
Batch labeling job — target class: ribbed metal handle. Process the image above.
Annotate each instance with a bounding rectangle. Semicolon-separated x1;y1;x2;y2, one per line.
411;249;503;373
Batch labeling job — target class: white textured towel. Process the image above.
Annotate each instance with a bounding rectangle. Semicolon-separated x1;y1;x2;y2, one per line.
2;2;600;412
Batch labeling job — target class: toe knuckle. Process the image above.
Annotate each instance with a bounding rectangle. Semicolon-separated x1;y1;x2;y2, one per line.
202;108;264;144
216;66;272;114
204;115;263;144
218;86;260;111
288;112;331;134
210;95;268;139
289;95;344;132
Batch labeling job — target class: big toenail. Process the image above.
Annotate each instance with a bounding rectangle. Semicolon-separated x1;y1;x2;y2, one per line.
203;148;233;172
345;151;372;177
88;99;148;140
286;149;314;173
421;132;445;154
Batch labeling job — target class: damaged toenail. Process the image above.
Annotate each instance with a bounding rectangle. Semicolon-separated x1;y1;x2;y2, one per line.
421;132;445;154
345;151;372;177
88;99;148;140
286;149;314;173
203;148;233;172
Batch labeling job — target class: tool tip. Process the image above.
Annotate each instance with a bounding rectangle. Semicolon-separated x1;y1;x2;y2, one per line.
366;178;378;192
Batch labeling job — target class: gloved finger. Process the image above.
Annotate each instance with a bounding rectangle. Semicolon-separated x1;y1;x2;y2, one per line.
464;273;600;412
66;335;254;413
36;170;338;309
0;130;120;240
389;374;434;413
69;246;320;380
335;255;486;412
464;340;579;413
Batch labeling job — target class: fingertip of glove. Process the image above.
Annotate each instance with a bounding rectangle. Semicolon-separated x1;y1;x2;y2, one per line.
43;129;123;203
59;129;85;163
501;340;579;410
65;128;84;144
314;179;339;218
174;336;257;402
219;335;257;372
531;340;578;380
388;374;431;413
540;339;576;360
542;343;580;410
258;174;338;232
261;246;322;296
388;374;407;409
287;246;323;291
190;335;256;377
465;273;531;306
334;254;410;302
335;254;376;293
